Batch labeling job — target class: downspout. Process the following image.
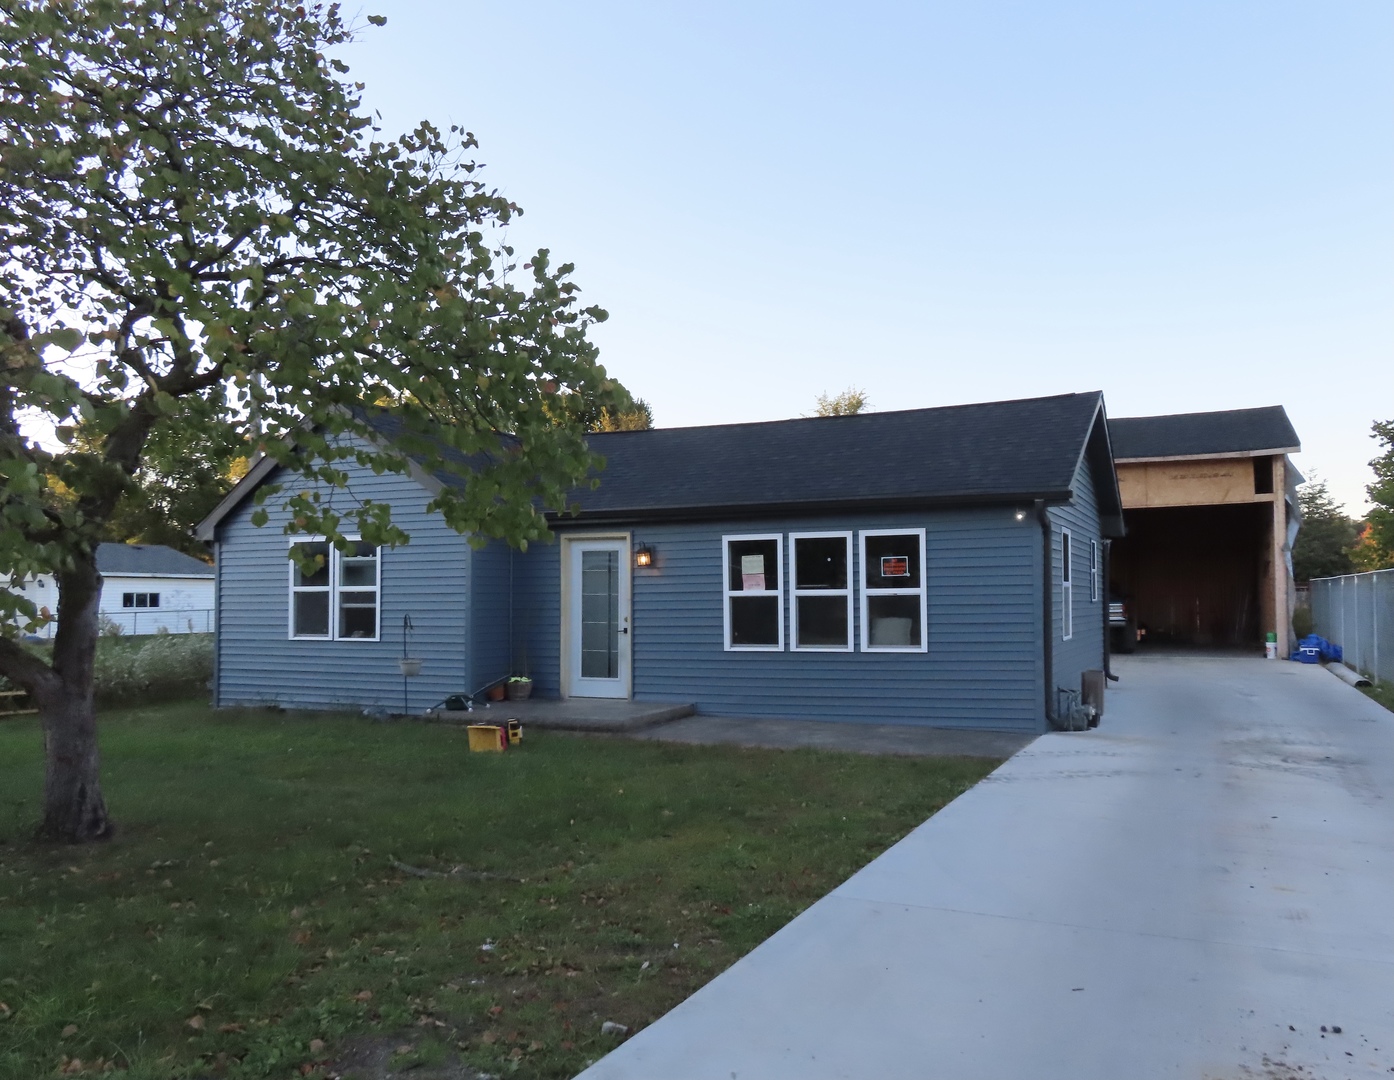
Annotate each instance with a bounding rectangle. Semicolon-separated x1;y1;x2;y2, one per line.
1036;500;1055;730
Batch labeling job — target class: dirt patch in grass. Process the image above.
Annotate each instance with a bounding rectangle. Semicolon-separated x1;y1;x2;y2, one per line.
0;701;1000;1079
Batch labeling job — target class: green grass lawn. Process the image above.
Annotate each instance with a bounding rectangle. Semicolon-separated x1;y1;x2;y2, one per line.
0;702;999;1080
1361;679;1394;713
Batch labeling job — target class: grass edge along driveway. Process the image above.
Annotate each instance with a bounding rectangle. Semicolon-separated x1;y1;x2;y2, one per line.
0;702;1000;1080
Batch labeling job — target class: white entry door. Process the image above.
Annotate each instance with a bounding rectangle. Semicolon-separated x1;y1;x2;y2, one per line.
565;538;631;698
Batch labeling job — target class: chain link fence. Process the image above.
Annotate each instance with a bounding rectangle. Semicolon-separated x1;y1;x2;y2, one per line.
25;608;215;640
1309;569;1393;685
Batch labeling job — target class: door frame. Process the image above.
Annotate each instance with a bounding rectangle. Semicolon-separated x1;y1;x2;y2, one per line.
559;532;632;699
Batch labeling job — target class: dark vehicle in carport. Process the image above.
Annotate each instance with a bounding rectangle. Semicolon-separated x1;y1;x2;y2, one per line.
1110;595;1139;653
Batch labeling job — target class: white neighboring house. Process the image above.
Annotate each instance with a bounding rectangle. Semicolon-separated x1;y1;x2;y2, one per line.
12;543;214;638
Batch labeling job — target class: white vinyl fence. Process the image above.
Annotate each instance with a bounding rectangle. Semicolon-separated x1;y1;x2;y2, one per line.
1309;569;1394;685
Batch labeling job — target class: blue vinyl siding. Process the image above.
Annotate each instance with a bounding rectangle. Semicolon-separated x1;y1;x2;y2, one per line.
513;540;562;697
469;540;515;693
552;508;1044;732
215;452;472;714
1047;451;1105;705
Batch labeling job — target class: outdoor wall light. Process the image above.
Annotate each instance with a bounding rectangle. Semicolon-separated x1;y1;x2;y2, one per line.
634;543;654;568
1014;509;1027;522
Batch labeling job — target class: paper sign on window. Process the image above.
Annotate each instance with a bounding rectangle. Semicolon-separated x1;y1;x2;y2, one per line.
880;556;910;577
740;554;765;592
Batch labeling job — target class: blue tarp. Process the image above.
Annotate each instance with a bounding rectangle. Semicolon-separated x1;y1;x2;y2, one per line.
1291;634;1342;664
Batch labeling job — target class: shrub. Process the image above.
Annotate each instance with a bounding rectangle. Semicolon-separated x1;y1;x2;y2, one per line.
1291;605;1314;640
92;632;213;702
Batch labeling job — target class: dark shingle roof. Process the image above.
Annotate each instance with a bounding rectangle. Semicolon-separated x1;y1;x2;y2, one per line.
563;392;1108;520
96;543;213;577
1109;406;1299;461
201;392;1121;538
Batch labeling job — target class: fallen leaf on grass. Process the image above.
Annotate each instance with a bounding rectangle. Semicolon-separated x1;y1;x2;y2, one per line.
0;1002;10;1019
218;1023;244;1034
186;1015;205;1031
61;1023;78;1037
393;1044;413;1056
508;1046;523;1060
480;1031;498;1045
351;990;372;1002
528;1040;543;1052
487;1004;503;1017
309;1038;325;1053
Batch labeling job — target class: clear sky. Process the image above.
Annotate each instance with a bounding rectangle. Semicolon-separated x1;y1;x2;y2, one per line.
345;1;1393;510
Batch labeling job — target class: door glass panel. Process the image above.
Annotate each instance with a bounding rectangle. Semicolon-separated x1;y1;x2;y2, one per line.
580;549;619;679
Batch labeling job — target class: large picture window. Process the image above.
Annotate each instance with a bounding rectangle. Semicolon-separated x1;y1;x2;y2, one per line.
860;529;927;652
1061;528;1073;641
791;533;853;651
289;539;380;641
723;534;783;650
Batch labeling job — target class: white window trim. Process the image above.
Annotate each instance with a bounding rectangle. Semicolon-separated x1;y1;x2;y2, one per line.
1061;528;1073;642
1089;539;1099;603
722;533;784;652
287;535;382;642
859;528;928;653
790;531;854;652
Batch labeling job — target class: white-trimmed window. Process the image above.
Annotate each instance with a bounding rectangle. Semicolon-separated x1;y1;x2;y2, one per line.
860;529;927;652
1061;528;1073;641
122;592;160;608
289;538;380;641
791;532;853;651
1089;539;1099;603
723;534;783;650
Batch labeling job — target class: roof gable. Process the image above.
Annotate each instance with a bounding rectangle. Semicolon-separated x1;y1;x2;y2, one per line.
1109;406;1299;461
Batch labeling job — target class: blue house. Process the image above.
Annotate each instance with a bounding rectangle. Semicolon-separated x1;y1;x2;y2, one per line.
197;391;1123;733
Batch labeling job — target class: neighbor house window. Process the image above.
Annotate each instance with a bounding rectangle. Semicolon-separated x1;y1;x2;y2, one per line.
289;539;379;641
723;534;783;650
791;533;853;651
860;529;927;652
122;592;160;608
1061;528;1073;641
1089;539;1099;603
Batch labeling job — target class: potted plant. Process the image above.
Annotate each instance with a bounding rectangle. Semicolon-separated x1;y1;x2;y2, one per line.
505;675;533;701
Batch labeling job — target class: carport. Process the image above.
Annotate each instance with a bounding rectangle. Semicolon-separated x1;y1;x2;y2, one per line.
1109;406;1301;654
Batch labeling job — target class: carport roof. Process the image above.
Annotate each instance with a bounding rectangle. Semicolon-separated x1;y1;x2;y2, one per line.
1109;406;1299;462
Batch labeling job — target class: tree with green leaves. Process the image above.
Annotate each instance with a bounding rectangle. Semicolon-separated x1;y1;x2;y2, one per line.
1;0;629;842
1357;419;1394;570
1291;479;1360;583
590;397;654;432
814;387;869;416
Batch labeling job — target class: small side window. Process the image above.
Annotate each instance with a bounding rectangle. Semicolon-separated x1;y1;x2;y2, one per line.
1061;529;1073;641
1089;540;1099;603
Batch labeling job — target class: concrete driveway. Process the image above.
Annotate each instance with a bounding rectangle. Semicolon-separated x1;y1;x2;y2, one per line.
577;656;1394;1080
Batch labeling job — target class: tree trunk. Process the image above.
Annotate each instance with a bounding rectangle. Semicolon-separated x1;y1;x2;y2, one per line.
37;552;113;843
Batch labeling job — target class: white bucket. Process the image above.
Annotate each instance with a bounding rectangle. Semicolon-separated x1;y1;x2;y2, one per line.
1264;642;1278;660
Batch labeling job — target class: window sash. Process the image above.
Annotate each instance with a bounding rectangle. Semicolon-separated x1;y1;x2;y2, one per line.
859;529;927;653
288;537;380;641
1089;540;1099;602
722;534;784;651
791;532;853;652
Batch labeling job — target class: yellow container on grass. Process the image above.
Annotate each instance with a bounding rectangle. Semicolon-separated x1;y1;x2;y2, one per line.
467;724;505;752
506;719;522;745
